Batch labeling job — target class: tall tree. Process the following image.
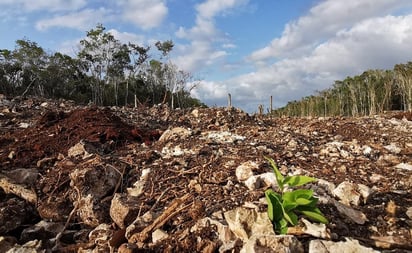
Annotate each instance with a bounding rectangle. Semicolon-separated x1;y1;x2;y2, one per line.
78;24;129;105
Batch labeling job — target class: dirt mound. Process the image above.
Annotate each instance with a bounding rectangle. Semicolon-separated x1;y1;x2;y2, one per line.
0;107;160;168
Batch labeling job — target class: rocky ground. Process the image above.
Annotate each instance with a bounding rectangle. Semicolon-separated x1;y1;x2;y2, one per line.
0;95;411;253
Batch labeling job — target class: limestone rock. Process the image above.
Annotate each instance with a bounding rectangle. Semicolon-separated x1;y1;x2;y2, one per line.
20;220;64;244
158;127;192;143
127;168;151;197
332;200;368;225
152;229;168;244
333;181;371;206
309;238;379;253
224;207;274;241
302;218;331;239
202;131;245;143
240;235;303;253
235;161;257;181
110;193;141;229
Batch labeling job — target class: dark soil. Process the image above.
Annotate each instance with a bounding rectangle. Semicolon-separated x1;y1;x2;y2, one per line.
0;96;411;252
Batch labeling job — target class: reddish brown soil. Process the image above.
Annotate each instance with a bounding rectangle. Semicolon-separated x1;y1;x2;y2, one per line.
0;96;411;252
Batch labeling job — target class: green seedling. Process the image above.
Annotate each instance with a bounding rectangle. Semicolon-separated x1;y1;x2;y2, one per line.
264;157;328;234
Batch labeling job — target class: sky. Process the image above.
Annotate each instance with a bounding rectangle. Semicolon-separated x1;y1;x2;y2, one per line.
1;0;412;113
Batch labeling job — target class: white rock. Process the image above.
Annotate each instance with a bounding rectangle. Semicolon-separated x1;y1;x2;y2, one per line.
152;229;168;243
333;182;361;206
317;179;336;195
158;127;192;142
332;200;368;225
309;237;379;253
18;122;29;128
240;235;303;253
243;172;277;191
384;143;401;154
258;172;277;188
244;176;259;191
203;131;246;143
235;161;257;181
224;207;274;241
362;145;373;156
127;168;151;197
110;193;141;229
340;149;352;159
5;239;43;253
191;217;234;244
394;162;412;171
357;184;373;204
406;207;412;219
191;108;199;118
369;173;384;184
161;145;193;157
67;142;92;159
302;218;331;239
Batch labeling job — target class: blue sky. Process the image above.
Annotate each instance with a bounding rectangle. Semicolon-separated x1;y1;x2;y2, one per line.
1;0;412;112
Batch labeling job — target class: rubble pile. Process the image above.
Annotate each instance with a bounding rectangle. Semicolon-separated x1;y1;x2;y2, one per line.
0;95;411;252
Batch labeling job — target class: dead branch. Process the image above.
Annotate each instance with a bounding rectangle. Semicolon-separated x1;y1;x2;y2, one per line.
129;193;191;243
0;174;37;204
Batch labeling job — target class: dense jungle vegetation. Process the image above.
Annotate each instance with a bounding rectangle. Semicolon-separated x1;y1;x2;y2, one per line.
0;24;205;109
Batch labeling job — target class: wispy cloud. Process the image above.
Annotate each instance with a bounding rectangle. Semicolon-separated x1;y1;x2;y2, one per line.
35;8;110;31
117;0;168;30
0;0;86;12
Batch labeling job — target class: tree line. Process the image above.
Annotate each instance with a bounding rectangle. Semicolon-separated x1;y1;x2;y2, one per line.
271;63;412;117
0;24;205;109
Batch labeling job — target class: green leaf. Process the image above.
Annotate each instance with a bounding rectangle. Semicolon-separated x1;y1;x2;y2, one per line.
295;197;313;206
282;201;298;212
297;207;329;224
265;190;283;222
285;189;313;199
275;218;289;234
265;157;284;191
285;211;298;226
284;175;317;187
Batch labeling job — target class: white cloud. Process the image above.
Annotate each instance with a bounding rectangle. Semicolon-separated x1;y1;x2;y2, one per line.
248;0;412;62
107;29;145;45
35;8;110;31
117;0;168;29
0;0;86;12
195;13;412;113
174;41;226;72
58;38;83;56
173;0;248;73
196;0;248;19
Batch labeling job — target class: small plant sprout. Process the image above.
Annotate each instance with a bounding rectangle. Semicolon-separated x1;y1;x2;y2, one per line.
264;157;328;234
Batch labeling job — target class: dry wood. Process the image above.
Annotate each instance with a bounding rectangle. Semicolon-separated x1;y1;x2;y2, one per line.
0;174;37;204
129;193;191;243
